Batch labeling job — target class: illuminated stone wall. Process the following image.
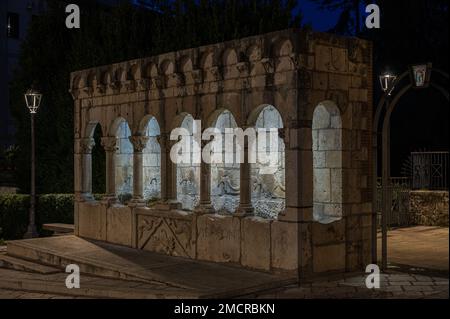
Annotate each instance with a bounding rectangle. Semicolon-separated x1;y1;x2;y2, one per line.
72;29;374;276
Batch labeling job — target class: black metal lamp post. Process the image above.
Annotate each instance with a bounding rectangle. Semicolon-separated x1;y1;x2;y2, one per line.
23;88;42;239
378;73;396;270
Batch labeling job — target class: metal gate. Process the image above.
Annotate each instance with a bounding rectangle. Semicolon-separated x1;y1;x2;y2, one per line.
377;177;412;227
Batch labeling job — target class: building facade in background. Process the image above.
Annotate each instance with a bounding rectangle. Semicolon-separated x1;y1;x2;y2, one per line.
0;0;45;149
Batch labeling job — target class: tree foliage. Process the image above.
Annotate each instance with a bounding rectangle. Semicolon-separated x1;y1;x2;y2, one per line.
310;0;448;72
9;0;302;193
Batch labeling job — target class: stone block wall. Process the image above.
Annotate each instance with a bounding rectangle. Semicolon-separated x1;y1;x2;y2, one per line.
410;191;449;227
76;203;299;274
71;28;373;278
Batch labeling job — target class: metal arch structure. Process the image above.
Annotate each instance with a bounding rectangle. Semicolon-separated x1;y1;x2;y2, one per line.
371;66;449;270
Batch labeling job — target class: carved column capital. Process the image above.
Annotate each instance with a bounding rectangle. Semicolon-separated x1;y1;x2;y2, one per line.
96;83;106;94
124;80;136;92
137;79;149;91
80;137;96;154
129;136;149;152
101;137;118;152
150;76;163;89
109;81;121;93
158;133;177;149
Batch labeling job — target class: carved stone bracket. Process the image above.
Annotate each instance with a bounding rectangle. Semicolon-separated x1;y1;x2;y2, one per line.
150;76;163;90
82;86;94;96
69;88;80;100
236;62;250;77
209;66;222;81
289;53;300;69
168;73;185;87
191;69;203;84
261;58;274;74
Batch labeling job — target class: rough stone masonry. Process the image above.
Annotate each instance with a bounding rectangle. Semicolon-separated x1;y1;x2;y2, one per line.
70;28;373;278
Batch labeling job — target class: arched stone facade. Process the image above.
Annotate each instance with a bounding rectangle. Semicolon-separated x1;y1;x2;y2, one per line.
71;29;373;276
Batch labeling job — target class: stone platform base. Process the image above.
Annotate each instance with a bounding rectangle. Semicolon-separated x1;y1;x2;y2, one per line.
5;235;296;298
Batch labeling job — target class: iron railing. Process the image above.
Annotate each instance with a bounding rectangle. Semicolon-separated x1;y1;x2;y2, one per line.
412;152;449;190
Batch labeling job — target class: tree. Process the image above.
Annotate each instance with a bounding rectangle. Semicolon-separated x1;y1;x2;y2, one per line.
310;0;371;34
9;0;302;194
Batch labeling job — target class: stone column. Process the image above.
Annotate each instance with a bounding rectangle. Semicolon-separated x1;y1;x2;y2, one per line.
195;140;214;214
80;137;96;201
154;133;181;210
74;138;83;202
236;135;254;217
101;137;118;202
129;136;149;206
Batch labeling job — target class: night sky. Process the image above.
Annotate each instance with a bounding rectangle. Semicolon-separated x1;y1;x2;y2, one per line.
296;0;340;31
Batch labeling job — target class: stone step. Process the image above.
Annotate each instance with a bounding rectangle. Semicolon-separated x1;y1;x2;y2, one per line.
0;253;61;274
6;236;297;298
6;240;171;287
0;268;196;299
42;223;74;234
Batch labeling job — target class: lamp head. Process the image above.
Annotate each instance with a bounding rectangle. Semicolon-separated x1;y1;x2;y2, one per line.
24;88;42;114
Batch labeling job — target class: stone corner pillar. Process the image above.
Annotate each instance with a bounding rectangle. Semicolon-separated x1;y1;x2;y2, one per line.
128;135;149;207
277;124;314;223
101;136;118;204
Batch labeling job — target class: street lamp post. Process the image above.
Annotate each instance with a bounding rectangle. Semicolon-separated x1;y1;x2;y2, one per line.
378;73;396;270
23;88;42;239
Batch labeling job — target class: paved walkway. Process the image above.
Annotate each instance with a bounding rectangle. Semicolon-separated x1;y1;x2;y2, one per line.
249;272;448;299
378;226;449;272
1;268;447;299
4;236;296;298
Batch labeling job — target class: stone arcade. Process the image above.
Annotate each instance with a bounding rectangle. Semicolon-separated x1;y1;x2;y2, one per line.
70;29;373;277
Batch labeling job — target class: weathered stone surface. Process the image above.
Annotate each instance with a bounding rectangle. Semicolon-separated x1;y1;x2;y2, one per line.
78;202;106;241
71;29;373;277
106;206;132;247
137;209;194;258
196;214;241;263
410;191;449;227
313;243;346;273
271;221;299;271
312;220;345;245
241;217;272;271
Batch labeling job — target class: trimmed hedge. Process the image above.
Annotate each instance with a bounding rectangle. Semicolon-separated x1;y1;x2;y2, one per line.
0;194;74;240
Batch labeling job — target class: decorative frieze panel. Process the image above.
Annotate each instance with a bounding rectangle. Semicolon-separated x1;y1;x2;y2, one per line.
137;214;194;258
